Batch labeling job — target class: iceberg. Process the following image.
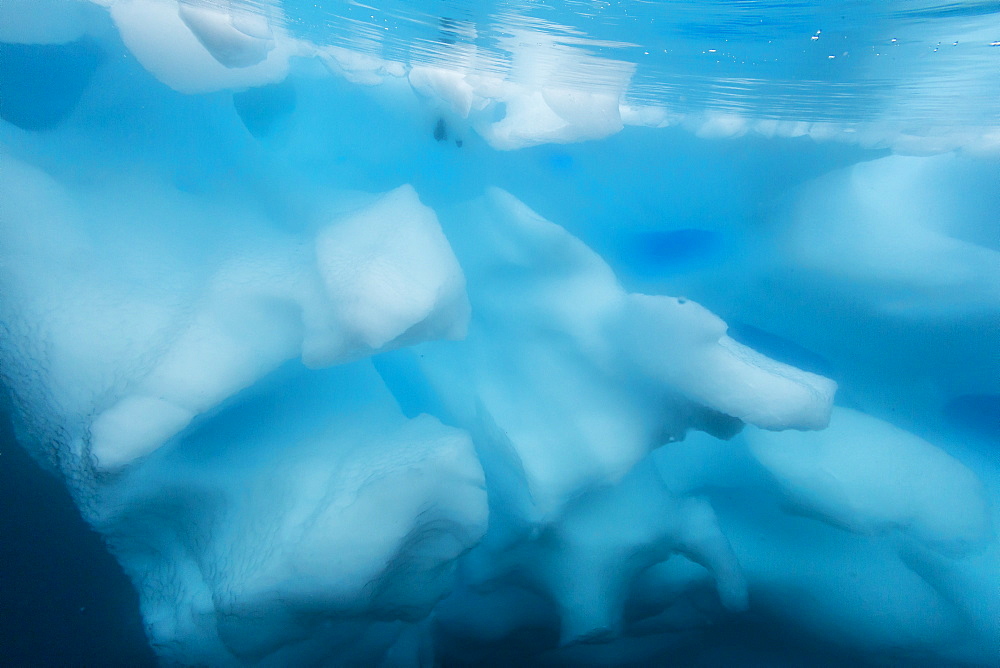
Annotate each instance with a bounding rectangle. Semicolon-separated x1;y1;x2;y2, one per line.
1;0;997;665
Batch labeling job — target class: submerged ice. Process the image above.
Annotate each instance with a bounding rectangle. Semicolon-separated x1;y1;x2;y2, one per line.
1;1;998;666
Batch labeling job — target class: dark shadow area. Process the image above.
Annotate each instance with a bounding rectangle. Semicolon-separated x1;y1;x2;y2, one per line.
656;615;882;668
727;322;835;378
0;408;156;667
437;613;891;668
626;228;724;276
0;39;103;131
944;394;1000;443
233;79;296;139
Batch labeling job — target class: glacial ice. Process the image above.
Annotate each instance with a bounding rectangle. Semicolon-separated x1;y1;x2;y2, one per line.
110;0;296;93
747;407;989;556
0;0;998;666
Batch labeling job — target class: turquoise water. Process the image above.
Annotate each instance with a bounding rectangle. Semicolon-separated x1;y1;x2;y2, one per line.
1;1;998;665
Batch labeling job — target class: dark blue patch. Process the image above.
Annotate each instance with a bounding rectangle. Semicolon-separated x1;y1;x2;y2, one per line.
438;17;459;45
627;228;722;275
433;116;448;141
232;80;296;138
727;323;834;377
640;228;719;263
943;394;1000;442
0;39;103;131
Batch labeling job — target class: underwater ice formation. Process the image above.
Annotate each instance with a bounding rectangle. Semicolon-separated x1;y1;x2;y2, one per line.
1;1;998;666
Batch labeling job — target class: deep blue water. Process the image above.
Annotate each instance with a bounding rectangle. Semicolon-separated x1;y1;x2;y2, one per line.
0;408;155;667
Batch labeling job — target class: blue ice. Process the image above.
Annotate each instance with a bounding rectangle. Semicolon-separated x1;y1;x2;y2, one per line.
0;1;998;666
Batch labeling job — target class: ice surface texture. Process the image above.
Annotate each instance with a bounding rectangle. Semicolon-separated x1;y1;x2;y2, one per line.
1;1;998;666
